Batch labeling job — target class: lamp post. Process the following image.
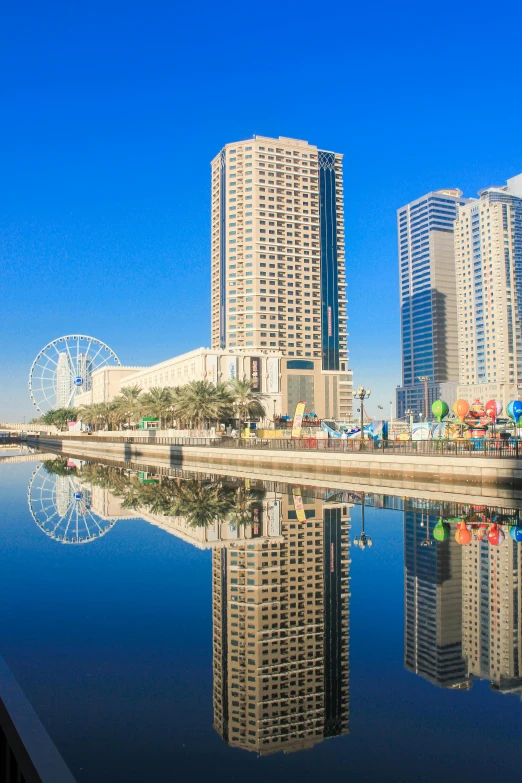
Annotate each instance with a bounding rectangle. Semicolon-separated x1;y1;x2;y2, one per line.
420;510;433;547
418;375;430;419
353;385;371;441
273;399;277;430
353;493;372;550
405;408;414;439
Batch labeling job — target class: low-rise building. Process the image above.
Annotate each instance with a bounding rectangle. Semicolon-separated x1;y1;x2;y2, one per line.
120;347;284;416
75;366;146;406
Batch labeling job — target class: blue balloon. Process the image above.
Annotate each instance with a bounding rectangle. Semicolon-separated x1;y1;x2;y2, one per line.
509;526;522;542
506;400;522;423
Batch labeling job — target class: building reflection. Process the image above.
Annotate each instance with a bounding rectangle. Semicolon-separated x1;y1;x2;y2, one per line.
405;502;522;698
462;533;522;694
213;492;350;754
45;461;352;752
404;503;469;689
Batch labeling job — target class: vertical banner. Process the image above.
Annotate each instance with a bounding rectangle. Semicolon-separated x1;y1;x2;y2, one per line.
292;401;306;438
226;357;238;380
267;357;279;394
250;357;261;392
206;354;218;385
268;500;281;537
292;488;307;523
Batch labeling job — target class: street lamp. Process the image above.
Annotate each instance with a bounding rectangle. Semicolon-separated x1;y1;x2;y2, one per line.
405;408;414;439
353;385;371;441
273;399;277;430
420;511;433;547
418;375;430;419
353;494;372;550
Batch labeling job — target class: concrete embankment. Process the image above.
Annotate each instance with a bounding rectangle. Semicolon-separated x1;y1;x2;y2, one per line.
28;436;522;505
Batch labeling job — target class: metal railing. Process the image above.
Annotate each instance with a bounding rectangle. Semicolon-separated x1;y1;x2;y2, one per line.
30;434;522;458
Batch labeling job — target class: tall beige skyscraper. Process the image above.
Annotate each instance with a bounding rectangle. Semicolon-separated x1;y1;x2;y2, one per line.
212;494;350;754
455;173;522;390
210;136;352;420
462;533;522;695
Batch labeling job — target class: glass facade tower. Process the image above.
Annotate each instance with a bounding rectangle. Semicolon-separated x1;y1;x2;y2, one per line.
396;189;470;419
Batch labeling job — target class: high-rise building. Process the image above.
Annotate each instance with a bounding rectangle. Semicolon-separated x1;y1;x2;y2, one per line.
56;352;73;409
455;174;522;391
462;533;522;695
396;189;471;419
212;493;350;754
404;505;469;689
210;136;352;421
76;353;93;392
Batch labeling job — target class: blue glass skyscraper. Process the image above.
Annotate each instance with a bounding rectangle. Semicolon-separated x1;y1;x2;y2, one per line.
396;189;470;419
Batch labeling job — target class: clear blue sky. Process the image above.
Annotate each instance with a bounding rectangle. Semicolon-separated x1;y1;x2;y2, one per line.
1;1;521;420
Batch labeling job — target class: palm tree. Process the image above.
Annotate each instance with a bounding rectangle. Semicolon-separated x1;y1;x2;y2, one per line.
79;402;116;430
180;380;228;430
228;376;268;434
112;385;143;430
176;480;236;528
42;458;77;476
139;387;173;429
229;485;266;527
47;407;78;431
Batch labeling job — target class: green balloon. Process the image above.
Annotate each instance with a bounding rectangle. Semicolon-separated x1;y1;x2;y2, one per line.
431;399;449;422
433;519;450;541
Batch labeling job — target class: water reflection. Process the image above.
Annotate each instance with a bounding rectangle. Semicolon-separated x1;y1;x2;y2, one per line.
30;457;522;759
37;457;352;756
404;502;522;697
212;493;350;754
28;459;117;543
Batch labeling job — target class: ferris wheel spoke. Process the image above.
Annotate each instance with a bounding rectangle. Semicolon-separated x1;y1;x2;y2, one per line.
86;512;104;535
89;342;105;367
61;501;77;541
63;341;76;378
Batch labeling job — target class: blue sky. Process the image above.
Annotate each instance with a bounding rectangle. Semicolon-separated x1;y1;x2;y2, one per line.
1;0;521;420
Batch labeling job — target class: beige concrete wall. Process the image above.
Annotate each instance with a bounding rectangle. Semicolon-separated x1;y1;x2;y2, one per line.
31;436;522;506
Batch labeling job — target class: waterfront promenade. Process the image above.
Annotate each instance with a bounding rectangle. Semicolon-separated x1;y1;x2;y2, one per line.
28;434;522;505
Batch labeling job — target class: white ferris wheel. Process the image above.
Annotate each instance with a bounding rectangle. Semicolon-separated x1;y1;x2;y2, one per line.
28;464;116;544
28;334;121;414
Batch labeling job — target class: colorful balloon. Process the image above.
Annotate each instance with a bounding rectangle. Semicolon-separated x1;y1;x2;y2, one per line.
453;399;470;422
509;526;522;543
455;521;472;546
433;519;450;541
488;523;505;546
485;399;502;422
506;400;522;423
431;399;449;423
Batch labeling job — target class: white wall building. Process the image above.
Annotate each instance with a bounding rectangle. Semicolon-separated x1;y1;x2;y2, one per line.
75;366;146;406
455;174;522;390
120;347;283;418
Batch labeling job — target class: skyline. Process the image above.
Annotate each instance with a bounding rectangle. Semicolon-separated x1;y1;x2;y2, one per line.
2;1;522;420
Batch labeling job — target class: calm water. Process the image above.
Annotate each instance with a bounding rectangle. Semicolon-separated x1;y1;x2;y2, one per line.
1;455;522;782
